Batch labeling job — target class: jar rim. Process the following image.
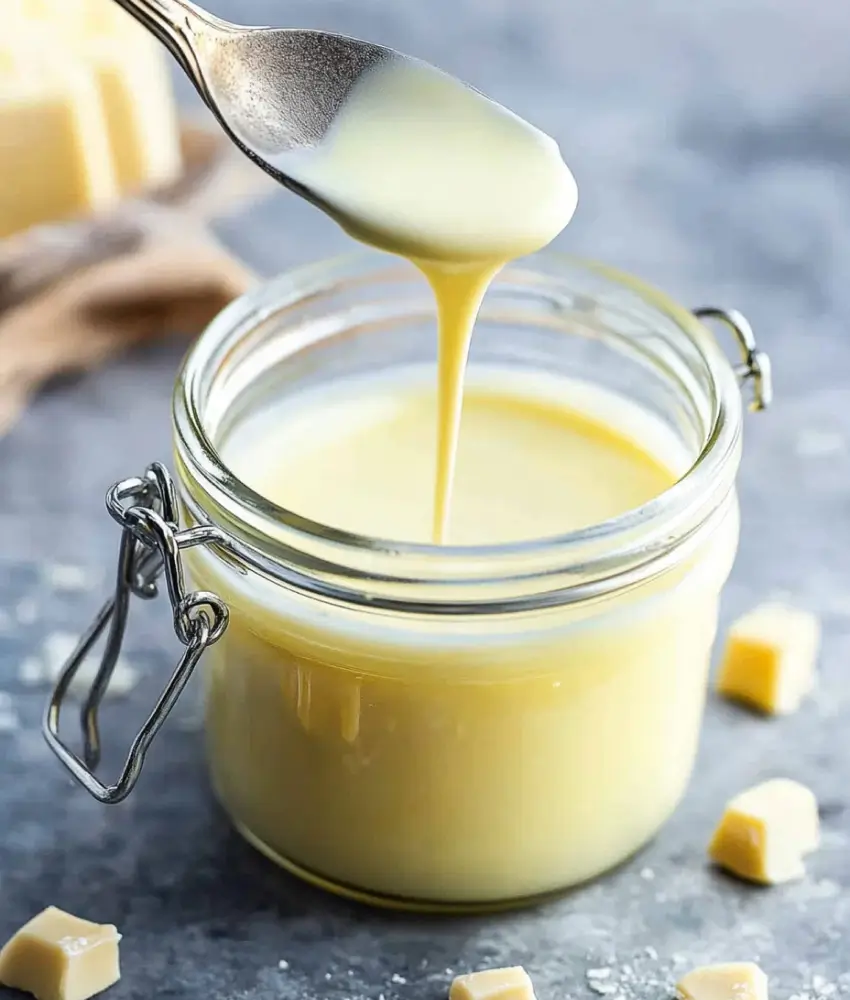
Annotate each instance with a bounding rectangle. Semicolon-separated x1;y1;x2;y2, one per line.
173;250;744;610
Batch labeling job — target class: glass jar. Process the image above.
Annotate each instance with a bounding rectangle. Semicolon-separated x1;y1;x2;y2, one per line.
43;251;771;912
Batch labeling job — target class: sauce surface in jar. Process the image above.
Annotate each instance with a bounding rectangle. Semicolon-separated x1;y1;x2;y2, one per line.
227;373;676;545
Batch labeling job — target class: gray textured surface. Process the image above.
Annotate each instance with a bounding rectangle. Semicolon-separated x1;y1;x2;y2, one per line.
1;0;849;997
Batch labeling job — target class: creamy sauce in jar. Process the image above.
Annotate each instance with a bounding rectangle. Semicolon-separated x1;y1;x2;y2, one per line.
196;368;737;905
180;51;740;907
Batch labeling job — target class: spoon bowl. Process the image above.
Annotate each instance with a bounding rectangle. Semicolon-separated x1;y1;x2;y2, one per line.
112;0;577;262
112;1;453;211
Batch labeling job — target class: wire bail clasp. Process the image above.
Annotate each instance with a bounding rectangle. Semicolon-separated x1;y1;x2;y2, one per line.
42;462;229;804
693;306;773;412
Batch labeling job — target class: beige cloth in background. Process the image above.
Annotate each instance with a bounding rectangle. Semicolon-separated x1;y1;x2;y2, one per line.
0;125;271;436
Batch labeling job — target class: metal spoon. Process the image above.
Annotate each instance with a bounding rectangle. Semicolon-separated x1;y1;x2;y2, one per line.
110;0;446;213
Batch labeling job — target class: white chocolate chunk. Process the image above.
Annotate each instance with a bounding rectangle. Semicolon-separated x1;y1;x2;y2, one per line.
0;906;121;1000
0;0;181;238
708;778;819;884
677;963;768;1000
450;967;536;1000
716;603;819;714
0;57;120;238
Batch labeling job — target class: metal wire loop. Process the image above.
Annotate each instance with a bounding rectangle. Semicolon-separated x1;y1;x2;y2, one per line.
174;592;229;646
42;462;230;804
693;306;773;412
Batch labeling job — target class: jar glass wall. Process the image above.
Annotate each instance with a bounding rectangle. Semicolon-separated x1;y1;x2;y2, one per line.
173;251;746;910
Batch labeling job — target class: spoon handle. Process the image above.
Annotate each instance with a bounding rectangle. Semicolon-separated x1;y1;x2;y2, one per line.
109;0;227;89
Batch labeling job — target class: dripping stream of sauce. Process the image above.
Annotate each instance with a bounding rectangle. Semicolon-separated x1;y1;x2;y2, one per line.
279;57;578;542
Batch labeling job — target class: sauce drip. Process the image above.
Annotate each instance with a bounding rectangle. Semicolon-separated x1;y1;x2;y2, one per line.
281;57;578;541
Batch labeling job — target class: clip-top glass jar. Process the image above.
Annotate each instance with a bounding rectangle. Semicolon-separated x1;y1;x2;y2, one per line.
44;251;771;912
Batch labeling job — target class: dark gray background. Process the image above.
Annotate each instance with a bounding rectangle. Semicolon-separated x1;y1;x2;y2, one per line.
1;1;849;998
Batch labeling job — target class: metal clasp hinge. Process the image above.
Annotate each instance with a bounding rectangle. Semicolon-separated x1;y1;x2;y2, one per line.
693;306;773;412
42;463;229;804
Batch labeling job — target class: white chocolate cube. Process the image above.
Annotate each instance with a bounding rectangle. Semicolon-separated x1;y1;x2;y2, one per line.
450;967;536;1000
708;778;819;884
716;603;820;714
0;906;121;1000
678;963;768;1000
